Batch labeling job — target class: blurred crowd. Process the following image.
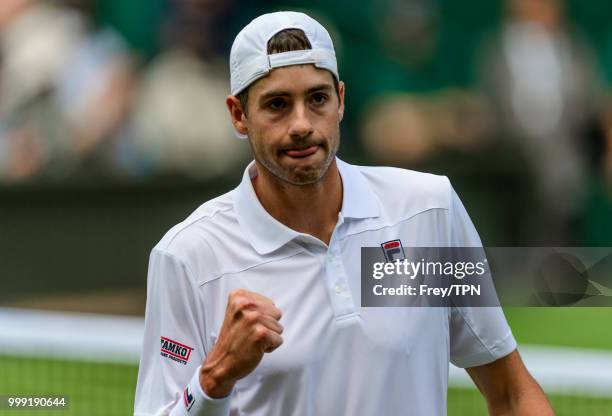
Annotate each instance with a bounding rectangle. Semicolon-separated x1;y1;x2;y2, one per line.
0;0;249;182
1;0;612;245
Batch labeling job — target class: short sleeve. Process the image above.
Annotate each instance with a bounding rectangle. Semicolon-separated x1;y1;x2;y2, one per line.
134;248;231;416
447;185;517;368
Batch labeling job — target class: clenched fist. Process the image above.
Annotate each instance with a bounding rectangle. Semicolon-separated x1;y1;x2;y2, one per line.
199;289;283;398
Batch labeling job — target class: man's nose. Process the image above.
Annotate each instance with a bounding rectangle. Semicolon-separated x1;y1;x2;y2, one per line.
287;103;314;138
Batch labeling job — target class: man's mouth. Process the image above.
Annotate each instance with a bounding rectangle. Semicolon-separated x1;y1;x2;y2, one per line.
284;145;319;158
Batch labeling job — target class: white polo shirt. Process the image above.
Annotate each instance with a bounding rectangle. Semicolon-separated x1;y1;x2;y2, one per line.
134;158;516;416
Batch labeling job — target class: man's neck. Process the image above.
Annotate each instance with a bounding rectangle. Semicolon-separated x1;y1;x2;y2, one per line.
251;160;343;246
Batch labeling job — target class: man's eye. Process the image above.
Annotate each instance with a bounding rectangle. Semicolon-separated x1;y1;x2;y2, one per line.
311;93;328;105
268;98;286;110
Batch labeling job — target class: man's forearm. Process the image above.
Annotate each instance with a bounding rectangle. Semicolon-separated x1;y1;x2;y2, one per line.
488;383;554;416
200;360;237;398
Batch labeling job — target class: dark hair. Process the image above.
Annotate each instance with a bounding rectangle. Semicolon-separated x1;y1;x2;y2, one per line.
237;28;339;113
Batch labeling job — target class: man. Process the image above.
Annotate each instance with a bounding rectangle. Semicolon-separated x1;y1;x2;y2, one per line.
134;11;554;416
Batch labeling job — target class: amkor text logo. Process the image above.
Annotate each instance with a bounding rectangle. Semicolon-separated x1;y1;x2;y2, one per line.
160;336;194;365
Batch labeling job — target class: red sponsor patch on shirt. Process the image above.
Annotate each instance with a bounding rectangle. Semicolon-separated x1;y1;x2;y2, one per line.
160;336;194;365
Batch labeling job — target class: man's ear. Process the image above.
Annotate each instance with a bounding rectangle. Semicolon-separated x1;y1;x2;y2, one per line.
337;81;345;123
226;95;248;135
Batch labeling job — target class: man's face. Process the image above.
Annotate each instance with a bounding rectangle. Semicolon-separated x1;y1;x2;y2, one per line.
239;65;344;185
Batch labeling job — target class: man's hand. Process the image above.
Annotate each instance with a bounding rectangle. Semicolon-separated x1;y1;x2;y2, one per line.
199;289;283;398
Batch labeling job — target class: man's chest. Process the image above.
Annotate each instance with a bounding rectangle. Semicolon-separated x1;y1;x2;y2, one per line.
198;225;452;386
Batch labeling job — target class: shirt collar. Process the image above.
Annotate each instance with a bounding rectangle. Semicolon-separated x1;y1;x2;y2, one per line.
234;157;380;255
336;158;380;220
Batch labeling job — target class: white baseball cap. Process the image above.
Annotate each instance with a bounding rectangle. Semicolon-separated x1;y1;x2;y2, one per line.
229;11;339;139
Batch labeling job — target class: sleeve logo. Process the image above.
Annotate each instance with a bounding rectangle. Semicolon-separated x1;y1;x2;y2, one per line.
184;386;195;411
160;336;194;365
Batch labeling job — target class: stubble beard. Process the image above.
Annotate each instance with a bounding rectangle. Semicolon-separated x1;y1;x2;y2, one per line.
251;131;340;186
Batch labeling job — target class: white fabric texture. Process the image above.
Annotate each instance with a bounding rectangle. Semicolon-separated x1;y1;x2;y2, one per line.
134;158;516;415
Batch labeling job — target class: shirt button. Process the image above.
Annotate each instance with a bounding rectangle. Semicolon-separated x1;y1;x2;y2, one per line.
334;284;344;294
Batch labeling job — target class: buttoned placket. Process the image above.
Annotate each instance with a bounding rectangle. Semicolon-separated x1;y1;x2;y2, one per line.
324;213;358;320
